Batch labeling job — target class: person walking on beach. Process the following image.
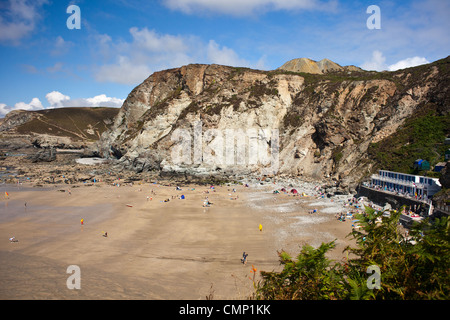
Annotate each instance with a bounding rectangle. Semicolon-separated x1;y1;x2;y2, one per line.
81;218;84;225
241;252;249;265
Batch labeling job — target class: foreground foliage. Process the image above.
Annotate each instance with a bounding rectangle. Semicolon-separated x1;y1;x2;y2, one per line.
255;207;450;300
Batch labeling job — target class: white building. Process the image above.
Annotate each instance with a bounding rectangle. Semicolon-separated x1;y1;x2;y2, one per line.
371;170;442;198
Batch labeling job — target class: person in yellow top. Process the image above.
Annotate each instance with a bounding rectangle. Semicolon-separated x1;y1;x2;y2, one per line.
81;218;84;225
259;224;263;232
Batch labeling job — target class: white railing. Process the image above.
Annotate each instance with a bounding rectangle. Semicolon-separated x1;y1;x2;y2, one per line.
364;183;432;204
371;175;425;189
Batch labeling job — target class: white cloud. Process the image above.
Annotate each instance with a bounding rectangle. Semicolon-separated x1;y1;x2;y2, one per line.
360;51;430;72
45;91;124;108
387;57;430;71
1;95;125;119
20;62;78;78
206;40;249;67
95;56;153;85
162;0;334;16
0;103;11;117
0;0;48;44
46;91;70;108
360;50;387;71
76;94;124;108
0;97;45;116
14;97;44;111
51;36;74;56
46;62;64;73
93;28;194;85
93;27;265;85
129;27;189;53
0;92;124;117
21;64;38;74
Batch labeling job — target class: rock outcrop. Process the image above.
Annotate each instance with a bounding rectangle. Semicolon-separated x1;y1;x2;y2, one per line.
97;57;450;191
0;110;38;131
278;58;363;74
28;147;56;163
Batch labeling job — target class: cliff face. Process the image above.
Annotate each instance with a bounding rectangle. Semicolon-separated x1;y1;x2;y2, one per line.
98;57;450;190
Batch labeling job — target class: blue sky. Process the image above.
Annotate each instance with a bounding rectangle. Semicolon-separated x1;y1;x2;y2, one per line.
0;0;449;116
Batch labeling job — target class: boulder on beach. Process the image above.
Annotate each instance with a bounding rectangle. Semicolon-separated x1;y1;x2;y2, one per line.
28;147;56;163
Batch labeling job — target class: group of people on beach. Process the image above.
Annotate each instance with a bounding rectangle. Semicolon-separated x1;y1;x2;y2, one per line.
336;212;349;222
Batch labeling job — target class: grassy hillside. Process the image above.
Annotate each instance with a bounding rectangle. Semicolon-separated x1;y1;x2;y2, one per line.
368;103;450;175
15;107;120;141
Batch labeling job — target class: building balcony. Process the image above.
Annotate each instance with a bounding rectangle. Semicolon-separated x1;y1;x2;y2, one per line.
371;174;425;189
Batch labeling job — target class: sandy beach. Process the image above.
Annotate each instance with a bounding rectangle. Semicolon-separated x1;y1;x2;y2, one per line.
0;179;356;300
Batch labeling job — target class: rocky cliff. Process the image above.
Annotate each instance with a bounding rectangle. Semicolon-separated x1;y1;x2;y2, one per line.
98;57;450;191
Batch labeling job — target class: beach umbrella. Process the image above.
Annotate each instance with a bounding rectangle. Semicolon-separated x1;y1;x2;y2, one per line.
291;189;298;194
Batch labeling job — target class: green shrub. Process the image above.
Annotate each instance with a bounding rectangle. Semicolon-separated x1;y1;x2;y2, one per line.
254;206;450;300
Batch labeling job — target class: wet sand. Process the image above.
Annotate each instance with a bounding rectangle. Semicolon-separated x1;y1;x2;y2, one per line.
0;181;355;300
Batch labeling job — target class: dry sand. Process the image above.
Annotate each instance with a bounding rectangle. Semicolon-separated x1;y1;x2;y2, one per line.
0;180;355;300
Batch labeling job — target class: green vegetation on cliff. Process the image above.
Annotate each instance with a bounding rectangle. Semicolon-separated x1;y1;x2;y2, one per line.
368;104;450;174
